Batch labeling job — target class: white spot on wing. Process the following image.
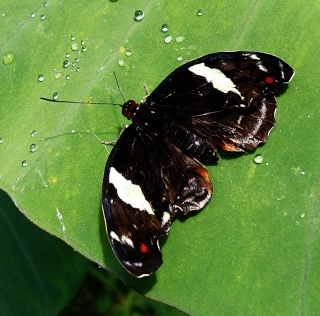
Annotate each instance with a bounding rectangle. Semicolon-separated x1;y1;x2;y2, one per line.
121;235;134;248
161;212;171;227
188;63;241;96
250;54;260;60
109;167;155;215
110;231;120;242
258;62;268;72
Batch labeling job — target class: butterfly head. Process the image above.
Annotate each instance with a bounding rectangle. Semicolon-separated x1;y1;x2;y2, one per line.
122;100;140;120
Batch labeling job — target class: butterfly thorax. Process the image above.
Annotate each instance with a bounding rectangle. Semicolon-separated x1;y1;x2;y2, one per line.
127;101;219;162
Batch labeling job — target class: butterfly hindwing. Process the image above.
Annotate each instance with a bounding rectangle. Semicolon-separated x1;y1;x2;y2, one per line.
102;124;212;277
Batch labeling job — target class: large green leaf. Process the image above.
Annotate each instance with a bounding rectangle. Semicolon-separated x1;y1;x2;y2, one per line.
1;0;319;315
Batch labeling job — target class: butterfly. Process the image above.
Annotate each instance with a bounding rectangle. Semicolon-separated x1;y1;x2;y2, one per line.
102;51;294;277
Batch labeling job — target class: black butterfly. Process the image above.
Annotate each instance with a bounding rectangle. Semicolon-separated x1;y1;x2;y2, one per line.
102;51;294;277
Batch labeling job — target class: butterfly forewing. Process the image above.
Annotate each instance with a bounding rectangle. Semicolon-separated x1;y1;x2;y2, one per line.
146;52;294;153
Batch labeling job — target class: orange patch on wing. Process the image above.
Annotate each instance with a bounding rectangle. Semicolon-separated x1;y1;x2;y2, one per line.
195;167;212;192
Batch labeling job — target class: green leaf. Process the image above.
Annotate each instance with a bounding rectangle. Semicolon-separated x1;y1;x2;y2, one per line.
0;0;319;315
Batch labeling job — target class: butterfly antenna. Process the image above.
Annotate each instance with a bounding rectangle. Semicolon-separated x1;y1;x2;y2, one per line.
113;72;126;103
40;97;122;106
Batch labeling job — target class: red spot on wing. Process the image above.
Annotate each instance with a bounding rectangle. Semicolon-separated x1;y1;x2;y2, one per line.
264;76;274;84
139;242;149;253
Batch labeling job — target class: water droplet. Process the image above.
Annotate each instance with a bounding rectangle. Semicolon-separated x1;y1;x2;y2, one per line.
71;35;75;41
71;43;79;51
164;35;172;44
177;56;183;61
40;137;44;141
253;154;263;164
161;24;169;32
300;170;306;175
55;71;62;79
175;36;185;43
82;46;87;52
53;92;59;100
40;14;45;20
71;61;76;67
0;138;3;144
44;2;48;7
125;50;132;57
66;75;70;80
66;53;70;58
30;143;38;153
134;10;144;21
63;60;70;68
118;60;124;67
30;12;36;18
81;40;85;45
300;213;305;219
38;75;44;82
3;52;14;65
76;66;80;72
75;57;79;62
22;160;28;167
30;130;37;137
197;10;203;16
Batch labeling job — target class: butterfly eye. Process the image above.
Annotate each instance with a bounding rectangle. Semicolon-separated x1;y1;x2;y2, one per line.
264;76;275;84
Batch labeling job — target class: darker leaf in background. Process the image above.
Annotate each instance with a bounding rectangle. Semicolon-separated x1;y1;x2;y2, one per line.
0;190;88;316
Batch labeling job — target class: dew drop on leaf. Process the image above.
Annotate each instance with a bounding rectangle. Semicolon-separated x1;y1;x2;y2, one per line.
63;60;70;68
164;35;172;44
134;10;144;21
30;143;38;153
3;52;14;65
38;75;44;82
71;43;79;51
30;130;37;137
253;154;263;164
22;160;28;167
161;24;169;32
175;36;185;43
55;72;62;79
